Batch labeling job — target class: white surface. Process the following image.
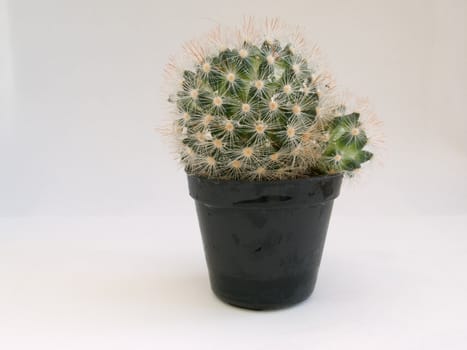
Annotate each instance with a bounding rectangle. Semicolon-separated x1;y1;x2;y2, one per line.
1;215;466;349
1;0;467;217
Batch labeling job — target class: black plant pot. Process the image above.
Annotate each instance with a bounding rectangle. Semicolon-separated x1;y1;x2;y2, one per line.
188;173;343;310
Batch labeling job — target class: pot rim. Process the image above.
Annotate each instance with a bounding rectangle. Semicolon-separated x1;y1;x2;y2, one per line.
186;172;343;186
187;172;344;207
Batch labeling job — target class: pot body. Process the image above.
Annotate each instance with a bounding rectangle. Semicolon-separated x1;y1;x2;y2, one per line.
188;174;343;310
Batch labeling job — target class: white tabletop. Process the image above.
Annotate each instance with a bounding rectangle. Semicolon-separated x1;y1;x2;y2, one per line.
1;215;466;349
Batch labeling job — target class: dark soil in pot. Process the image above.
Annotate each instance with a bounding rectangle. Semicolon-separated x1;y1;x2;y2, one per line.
188;173;343;310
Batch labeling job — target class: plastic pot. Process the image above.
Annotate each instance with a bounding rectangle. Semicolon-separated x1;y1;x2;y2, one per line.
187;173;343;310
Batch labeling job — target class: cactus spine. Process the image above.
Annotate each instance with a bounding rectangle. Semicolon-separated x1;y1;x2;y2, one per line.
167;21;373;180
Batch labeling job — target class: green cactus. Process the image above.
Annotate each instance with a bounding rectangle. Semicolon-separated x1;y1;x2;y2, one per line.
168;24;373;180
320;112;373;174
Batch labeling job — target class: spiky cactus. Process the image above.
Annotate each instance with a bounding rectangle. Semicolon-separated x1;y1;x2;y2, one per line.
167;21;373;180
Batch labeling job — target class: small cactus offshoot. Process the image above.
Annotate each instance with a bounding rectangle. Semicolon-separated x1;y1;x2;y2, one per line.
165;19;374;180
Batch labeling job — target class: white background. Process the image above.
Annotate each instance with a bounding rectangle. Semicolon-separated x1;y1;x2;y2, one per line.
1;0;466;349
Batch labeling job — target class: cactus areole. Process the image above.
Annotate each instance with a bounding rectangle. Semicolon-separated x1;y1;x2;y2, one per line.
165;20;375;309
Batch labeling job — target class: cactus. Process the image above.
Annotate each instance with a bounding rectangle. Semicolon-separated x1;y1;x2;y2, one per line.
166;20;373;180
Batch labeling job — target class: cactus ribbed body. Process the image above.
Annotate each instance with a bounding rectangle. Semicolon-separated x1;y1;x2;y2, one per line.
169;34;372;180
